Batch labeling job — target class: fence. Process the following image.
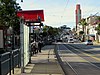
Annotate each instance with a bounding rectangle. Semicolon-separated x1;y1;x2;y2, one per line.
0;49;20;75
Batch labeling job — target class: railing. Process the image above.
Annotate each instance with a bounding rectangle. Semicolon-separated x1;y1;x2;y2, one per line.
0;49;20;75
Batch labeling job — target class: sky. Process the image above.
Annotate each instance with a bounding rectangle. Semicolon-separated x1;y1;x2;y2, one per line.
16;0;100;29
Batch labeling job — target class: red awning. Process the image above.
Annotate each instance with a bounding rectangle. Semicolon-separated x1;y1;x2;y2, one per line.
17;10;44;22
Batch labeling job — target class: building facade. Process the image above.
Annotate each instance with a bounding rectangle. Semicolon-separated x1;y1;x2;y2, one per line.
76;15;100;42
86;16;99;41
75;4;81;31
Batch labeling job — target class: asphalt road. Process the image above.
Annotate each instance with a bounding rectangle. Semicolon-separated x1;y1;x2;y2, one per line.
56;42;100;75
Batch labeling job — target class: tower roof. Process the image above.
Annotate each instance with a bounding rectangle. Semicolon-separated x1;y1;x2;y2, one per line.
76;4;80;9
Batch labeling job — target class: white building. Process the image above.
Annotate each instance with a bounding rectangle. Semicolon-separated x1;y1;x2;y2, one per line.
76;15;100;42
86;16;99;41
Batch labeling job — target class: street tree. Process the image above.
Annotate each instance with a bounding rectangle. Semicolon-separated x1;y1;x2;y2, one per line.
0;0;21;34
0;0;21;50
79;18;87;41
42;25;59;41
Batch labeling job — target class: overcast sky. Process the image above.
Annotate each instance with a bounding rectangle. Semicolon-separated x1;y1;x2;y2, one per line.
16;0;100;28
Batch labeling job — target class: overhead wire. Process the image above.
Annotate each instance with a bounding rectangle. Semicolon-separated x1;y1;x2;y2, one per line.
60;0;70;25
83;7;100;18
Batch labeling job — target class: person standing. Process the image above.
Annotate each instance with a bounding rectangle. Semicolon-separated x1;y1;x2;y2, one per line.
38;41;42;53
32;40;36;54
35;41;38;53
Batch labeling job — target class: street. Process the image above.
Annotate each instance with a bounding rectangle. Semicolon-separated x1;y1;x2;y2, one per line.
0;1;100;75
56;42;100;75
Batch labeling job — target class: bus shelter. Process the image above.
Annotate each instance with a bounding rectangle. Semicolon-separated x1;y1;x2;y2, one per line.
17;10;44;72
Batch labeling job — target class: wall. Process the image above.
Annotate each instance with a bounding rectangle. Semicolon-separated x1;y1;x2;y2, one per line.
24;25;29;67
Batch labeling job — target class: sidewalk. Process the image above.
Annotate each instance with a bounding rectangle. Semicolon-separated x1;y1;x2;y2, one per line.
93;41;100;45
13;45;64;75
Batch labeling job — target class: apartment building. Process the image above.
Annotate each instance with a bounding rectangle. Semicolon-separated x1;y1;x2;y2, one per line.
86;16;99;41
76;15;100;42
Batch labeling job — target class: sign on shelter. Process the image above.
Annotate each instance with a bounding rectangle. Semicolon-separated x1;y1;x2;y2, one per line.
17;10;44;22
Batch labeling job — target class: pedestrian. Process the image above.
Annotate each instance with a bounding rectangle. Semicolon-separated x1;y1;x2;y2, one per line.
32;40;37;54
38;41;42;53
35;41;38;53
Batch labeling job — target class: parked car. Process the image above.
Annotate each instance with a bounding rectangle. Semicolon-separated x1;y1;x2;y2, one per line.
84;40;93;45
68;38;74;43
57;39;62;42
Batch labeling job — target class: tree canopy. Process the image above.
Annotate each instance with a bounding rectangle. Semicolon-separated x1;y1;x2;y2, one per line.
79;18;87;27
42;25;59;37
0;0;21;26
0;0;21;34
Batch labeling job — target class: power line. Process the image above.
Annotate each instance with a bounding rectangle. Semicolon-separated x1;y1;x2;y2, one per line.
60;0;70;25
83;7;100;17
63;0;70;10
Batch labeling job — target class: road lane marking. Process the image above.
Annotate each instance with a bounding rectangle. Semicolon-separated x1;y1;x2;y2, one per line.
83;53;100;61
